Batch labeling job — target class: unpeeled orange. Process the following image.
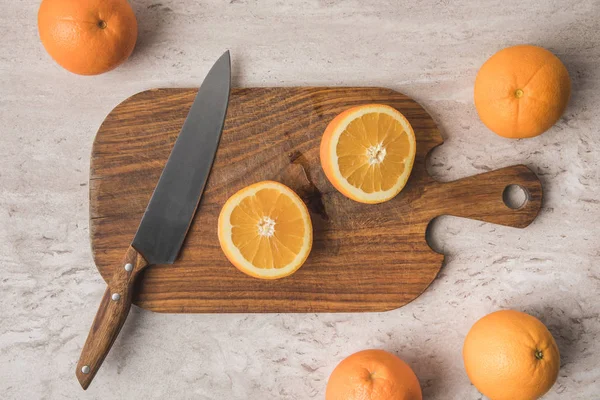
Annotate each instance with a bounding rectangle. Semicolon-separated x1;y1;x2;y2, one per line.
38;0;138;75
474;45;571;139
326;349;422;400
320;104;416;204
218;181;313;279
463;310;560;400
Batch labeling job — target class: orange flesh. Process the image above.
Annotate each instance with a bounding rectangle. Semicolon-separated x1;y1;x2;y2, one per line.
230;188;305;269
336;112;411;193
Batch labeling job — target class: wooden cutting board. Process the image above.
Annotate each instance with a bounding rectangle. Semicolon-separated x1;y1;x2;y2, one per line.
90;87;542;313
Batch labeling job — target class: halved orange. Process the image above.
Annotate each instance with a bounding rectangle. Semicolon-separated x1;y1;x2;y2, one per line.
218;181;313;279
320;104;417;204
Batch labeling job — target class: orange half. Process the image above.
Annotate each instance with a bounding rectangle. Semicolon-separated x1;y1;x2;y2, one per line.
320;104;416;204
218;181;313;279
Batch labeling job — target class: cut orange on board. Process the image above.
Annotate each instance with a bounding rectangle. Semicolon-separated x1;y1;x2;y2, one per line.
320;104;416;204
218;181;313;279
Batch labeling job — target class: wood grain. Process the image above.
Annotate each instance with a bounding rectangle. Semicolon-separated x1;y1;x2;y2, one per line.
76;245;148;389
89;87;542;313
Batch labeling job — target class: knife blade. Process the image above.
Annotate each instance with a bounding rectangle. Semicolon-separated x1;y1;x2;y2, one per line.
76;51;231;389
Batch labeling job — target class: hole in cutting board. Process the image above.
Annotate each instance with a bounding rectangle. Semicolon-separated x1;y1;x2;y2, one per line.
503;184;528;209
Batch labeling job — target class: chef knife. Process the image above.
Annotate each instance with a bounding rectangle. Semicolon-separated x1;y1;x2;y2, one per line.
76;51;231;390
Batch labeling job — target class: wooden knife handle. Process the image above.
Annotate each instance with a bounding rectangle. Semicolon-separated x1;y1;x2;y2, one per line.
76;245;148;390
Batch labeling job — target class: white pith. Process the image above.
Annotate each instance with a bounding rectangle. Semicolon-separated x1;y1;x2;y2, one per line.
367;143;387;165
257;216;276;237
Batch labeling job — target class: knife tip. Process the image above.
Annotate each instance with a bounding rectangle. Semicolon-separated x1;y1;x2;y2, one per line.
219;50;231;68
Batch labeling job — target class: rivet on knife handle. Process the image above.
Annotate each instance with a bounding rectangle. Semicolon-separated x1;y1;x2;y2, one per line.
75;246;148;389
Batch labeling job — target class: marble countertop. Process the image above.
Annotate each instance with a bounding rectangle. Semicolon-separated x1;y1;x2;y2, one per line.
1;0;599;398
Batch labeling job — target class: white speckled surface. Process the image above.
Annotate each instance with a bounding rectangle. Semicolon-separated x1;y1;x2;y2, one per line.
1;0;599;398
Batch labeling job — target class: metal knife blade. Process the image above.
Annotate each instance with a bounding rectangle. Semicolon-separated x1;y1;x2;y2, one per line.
76;51;231;390
132;50;231;264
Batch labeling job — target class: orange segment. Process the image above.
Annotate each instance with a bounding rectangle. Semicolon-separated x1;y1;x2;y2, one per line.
320;104;416;204
218;181;313;279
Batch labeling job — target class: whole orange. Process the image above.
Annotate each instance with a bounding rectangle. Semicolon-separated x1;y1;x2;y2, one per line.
38;0;138;75
474;45;571;138
463;310;560;400
326;349;422;400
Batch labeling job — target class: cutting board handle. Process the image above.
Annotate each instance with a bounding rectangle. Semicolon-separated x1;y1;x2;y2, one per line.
76;246;148;389
426;165;542;228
